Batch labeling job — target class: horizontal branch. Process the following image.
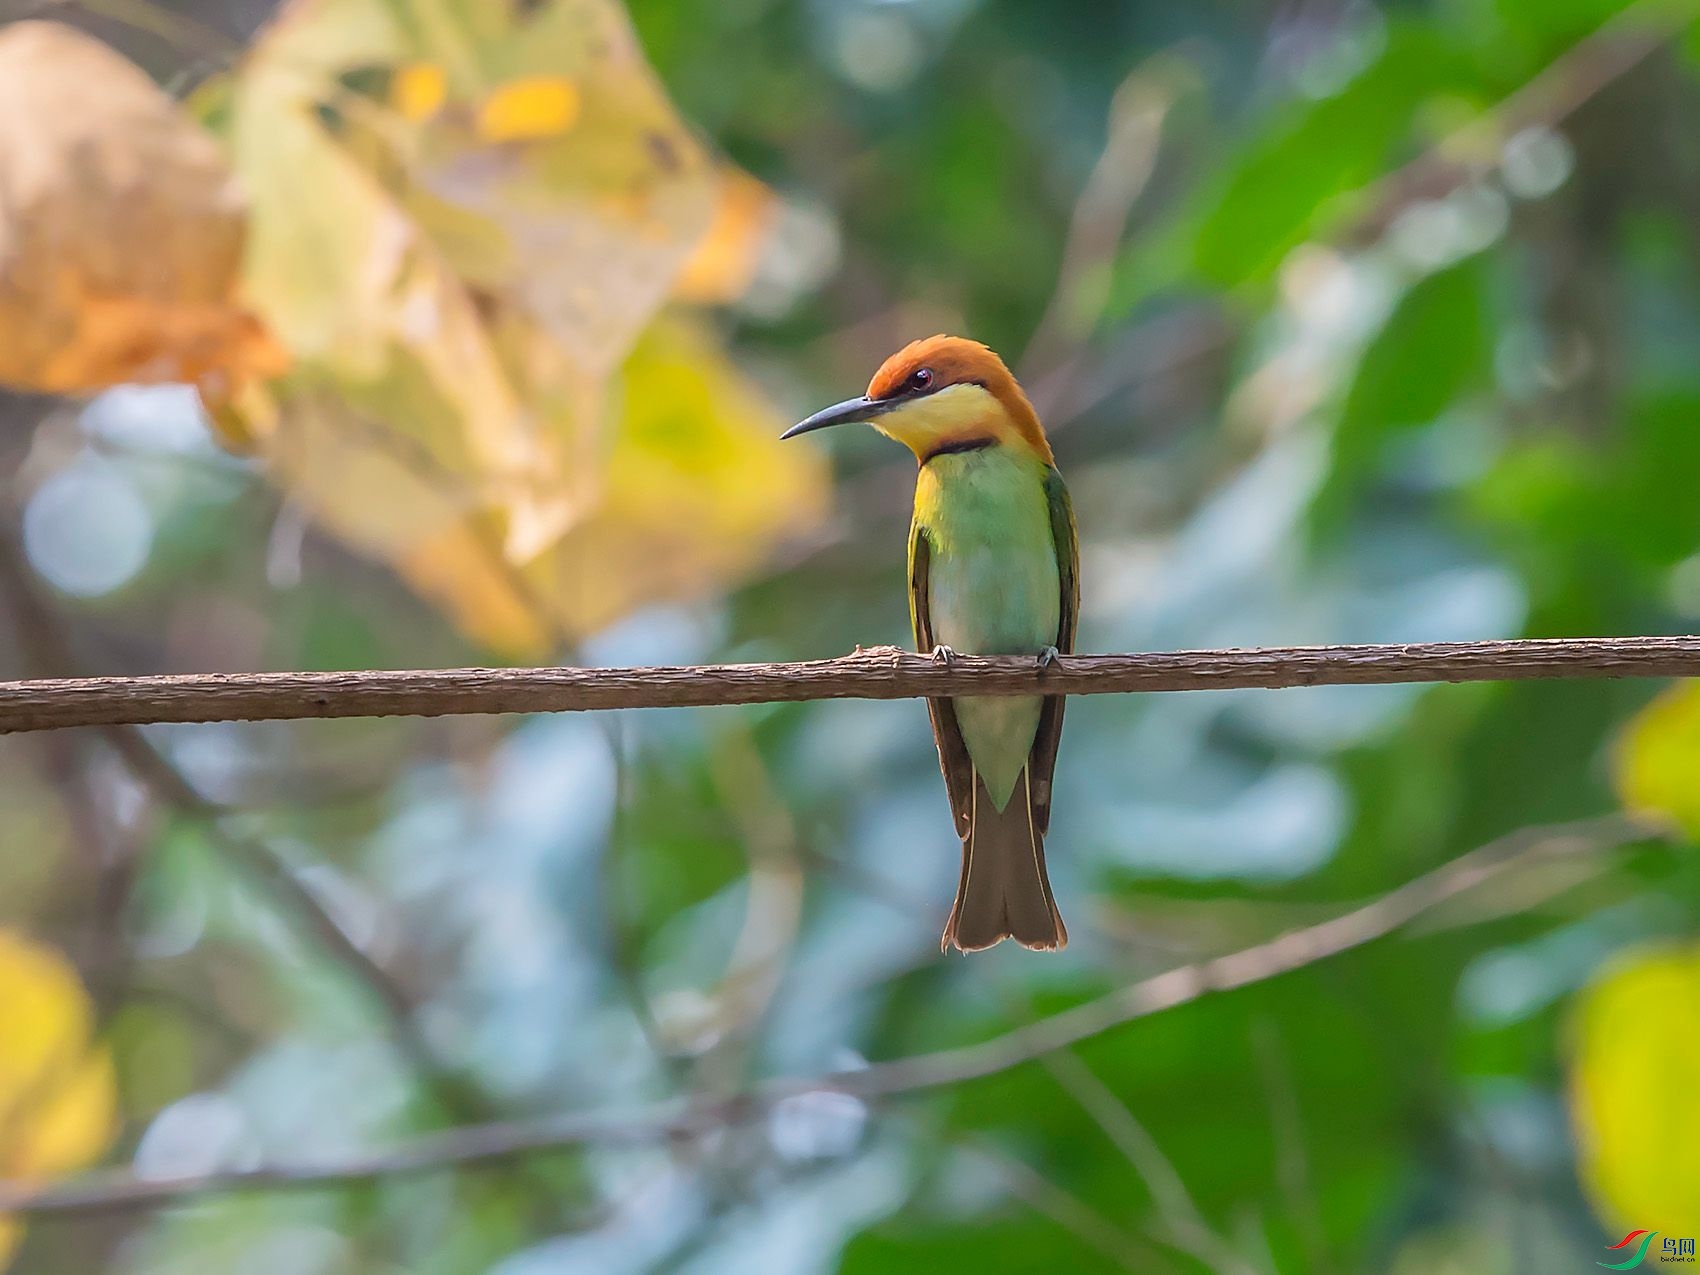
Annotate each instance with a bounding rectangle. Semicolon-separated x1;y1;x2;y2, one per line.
0;814;1652;1216
1;636;1698;734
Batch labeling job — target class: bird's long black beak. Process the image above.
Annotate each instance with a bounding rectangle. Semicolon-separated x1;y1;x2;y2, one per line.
781;395;896;440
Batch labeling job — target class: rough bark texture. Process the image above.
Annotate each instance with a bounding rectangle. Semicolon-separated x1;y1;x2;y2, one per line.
3;636;1699;733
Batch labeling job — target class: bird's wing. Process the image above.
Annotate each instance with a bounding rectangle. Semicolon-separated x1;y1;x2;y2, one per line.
1029;466;1078;834
910;519;975;839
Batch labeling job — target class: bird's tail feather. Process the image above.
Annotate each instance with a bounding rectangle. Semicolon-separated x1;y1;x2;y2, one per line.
943;768;1067;952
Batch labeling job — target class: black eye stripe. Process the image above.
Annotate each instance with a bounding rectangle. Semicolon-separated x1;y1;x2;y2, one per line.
873;374;986;403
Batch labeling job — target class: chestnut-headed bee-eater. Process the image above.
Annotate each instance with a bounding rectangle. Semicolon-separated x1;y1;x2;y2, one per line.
784;336;1078;952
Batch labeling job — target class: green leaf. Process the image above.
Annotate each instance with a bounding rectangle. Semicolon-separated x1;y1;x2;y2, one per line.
842;1216;1136;1275
1343;259;1489;433
1122;25;1476;297
1494;0;1640;46
1314;256;1491;529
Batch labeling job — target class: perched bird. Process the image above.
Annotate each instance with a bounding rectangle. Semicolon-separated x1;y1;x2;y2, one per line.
784;336;1078;951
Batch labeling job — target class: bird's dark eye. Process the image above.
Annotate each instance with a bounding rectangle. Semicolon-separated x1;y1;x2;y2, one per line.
907;368;934;392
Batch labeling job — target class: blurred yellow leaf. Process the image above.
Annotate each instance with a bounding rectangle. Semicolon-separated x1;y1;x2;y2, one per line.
0;930;117;1271
207;0;819;655
0;21;285;400
1569;945;1700;1231
514;319;831;640
478;76;582;142
229;0;725;371
1613;683;1700;837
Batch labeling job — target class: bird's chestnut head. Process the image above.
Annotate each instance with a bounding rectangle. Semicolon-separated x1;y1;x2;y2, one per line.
783;335;1050;464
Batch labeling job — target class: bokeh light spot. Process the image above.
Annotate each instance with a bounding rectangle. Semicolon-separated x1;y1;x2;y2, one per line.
23;453;154;596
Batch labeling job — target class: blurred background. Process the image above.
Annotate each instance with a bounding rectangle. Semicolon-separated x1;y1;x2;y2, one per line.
2;0;1700;1270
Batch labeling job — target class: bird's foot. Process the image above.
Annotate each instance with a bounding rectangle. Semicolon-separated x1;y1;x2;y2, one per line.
1036;645;1060;671
930;644;958;669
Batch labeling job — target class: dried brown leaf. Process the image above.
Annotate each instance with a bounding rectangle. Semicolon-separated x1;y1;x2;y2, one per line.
0;21;284;400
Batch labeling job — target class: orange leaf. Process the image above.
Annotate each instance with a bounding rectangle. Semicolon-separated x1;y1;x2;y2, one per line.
673;170;776;304
0;22;284;399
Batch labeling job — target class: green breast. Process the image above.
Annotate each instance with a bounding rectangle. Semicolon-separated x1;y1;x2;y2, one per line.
920;446;1060;655
917;446;1061;808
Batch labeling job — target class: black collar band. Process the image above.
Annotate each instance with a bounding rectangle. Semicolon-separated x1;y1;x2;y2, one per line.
921;436;997;465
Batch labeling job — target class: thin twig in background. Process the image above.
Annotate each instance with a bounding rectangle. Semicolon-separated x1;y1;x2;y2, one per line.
0;812;1651;1217
24;725;145;1010
1027;302;1237;441
1020;55;1182;392
700;722;808;1054
110;732;486;1105
1351;0;1700;242
0;531;541;1138
666;723;813;1239
1041;1050;1259;1275
5;636;1700;733
0;527;611;1231
598;715;690;1081
1250;1021;1331;1275
964;1136;1162;1275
